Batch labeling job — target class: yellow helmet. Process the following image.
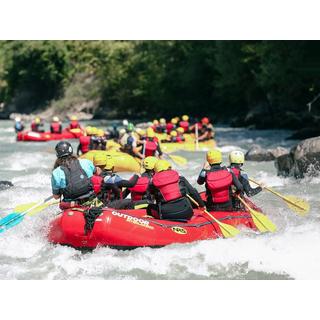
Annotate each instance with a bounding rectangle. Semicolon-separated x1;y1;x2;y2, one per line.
53;116;59;122
105;157;115;171
153;119;159;125
182;115;189;121
119;128;126;135
136;128;146;136
143;156;158;170
207;149;222;165
177;127;184;134
97;129;105;137
91;127;98;136
174;117;180;122
171;118;178;124
154;159;171;173
35;117;41;124
229;150;245;165
93;154;106;167
85;126;92;135
159;118;166;124
147;127;155;138
71;115;78;121
170;130;177;137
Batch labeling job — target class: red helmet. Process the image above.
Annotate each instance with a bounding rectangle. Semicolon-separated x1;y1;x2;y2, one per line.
201;117;209;124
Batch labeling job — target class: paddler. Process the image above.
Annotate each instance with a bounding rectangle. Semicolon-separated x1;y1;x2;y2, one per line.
100;157;139;209
197;149;243;211
77;126;94;156
176;127;186;142
228;150;263;208
158;118;167;133
147;160;204;221
166;118;177;134
50;116;62;134
122;156;158;203
31;117;44;132
14;117;24;133
51;141;96;208
197;117;215;141
68;115;81;130
179;115;190;133
141;128;163;158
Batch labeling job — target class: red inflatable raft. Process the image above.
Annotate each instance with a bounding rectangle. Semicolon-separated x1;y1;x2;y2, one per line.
47;203;260;249
17;129;84;142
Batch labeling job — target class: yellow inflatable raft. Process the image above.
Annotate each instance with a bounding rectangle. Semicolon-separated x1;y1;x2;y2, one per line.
80;150;141;173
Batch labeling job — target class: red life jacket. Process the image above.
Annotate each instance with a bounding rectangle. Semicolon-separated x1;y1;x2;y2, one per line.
91;175;103;194
70;121;80;129
166;123;175;134
176;136;183;143
31;122;38;132
230;167;240;178
206;169;233;203
179;121;189;132
152;170;182;202
128;176;150;201
144;139;158;156
79;136;91;153
51;122;61;133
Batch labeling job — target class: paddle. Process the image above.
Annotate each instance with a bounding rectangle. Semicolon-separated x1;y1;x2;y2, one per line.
236;195;277;233
187;194;240;238
0;196;54;234
14;200;59;216
249;178;310;216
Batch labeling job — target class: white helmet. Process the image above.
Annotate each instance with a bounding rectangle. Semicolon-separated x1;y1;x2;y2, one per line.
15;117;21;122
229;150;245;164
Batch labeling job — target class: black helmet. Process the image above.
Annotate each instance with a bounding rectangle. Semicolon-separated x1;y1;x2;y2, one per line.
55;141;73;158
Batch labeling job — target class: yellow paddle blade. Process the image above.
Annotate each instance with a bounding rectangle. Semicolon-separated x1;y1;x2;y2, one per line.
168;154;188;166
134;203;149;209
14;201;58;216
284;195;310;216
70;128;81;134
249;208;277;233
204;210;240;238
237;196;277;233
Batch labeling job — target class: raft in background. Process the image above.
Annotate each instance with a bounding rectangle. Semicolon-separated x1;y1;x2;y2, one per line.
80;150;141;173
47;205;258;250
17;129;84;142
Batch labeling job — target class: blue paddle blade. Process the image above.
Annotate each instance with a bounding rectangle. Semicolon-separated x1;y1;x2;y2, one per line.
0;212;25;233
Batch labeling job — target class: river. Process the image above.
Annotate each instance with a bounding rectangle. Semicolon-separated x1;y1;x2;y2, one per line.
0;120;319;280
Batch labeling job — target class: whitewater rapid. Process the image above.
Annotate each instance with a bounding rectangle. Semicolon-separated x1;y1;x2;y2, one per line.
0;120;319;280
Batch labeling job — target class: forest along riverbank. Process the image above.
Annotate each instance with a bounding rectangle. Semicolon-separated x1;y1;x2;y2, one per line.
0;120;319;280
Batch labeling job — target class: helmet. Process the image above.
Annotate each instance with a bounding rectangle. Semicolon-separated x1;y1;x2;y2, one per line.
119;128;126;136
177;127;184;134
170;130;177;137
127;123;135;132
55;141;73;158
174;117;180;122
136;128;146;136
35;117;41;124
85;126;92;135
182;115;189;121
53;116;59;122
229;150;245;165
146;127;155;138
71;115;78;121
153;120;159;125
15;117;21;122
201;117;209;124
154;159;171;173
171;118;178;125
143;156;158;170
159;118;166;124
207;149;222;165
91;127;99;136
93;154;106;167
123;119;129;126
97;129;105;137
105;157;115;171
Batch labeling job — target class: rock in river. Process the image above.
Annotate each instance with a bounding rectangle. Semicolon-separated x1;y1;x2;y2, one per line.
245;145;288;162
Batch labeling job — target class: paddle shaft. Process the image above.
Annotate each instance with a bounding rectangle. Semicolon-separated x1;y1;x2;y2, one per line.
249;178;306;211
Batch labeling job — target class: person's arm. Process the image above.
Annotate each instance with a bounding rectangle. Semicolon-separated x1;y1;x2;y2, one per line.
239;175;262;197
51;172;61;200
117;174;139;188
197;168;207;185
77;143;81;156
156;143;163;157
180;177;205;207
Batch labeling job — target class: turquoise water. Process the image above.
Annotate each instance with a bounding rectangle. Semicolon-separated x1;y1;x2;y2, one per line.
0;120;319;279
